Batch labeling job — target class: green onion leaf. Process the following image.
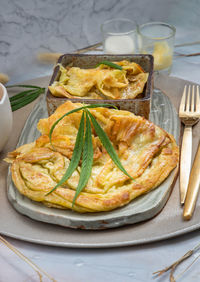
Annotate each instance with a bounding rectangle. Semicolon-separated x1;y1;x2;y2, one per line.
96;61;123;70
49;104;117;148
87;110;134;180
46;111;85;196
72;112;93;206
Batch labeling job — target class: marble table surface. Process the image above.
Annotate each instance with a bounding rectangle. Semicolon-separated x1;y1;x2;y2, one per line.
1;0;200;281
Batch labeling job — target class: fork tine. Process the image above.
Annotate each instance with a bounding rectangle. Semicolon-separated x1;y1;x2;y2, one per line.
196;85;200;114
180;85;187;113
191;85;195;112
186;85;191;112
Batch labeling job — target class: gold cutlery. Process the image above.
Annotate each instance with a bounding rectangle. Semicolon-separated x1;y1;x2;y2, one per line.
179;85;200;204
183;142;200;220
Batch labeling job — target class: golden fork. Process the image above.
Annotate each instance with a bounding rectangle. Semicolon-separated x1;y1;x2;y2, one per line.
179;85;200;205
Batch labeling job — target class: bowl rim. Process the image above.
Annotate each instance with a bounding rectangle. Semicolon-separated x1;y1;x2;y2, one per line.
0;83;7;104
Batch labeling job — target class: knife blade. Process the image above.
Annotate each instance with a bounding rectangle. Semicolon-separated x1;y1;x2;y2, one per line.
183;141;200;220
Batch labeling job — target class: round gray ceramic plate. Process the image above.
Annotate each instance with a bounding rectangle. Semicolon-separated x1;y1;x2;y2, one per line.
7;88;179;230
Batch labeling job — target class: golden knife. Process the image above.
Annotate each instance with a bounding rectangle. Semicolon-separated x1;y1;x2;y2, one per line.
183;141;200;220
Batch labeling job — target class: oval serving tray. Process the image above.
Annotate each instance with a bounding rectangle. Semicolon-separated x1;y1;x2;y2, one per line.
7;88;179;230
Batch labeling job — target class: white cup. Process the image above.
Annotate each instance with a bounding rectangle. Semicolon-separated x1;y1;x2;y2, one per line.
0;83;13;152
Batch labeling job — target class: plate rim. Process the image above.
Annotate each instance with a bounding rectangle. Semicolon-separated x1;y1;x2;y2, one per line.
6;88;179;231
2;75;193;248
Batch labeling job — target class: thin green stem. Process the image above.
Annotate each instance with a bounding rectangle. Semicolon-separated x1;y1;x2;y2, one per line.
7;84;41;89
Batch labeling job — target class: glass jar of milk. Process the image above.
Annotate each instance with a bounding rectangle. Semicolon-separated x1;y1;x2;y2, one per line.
101;18;138;54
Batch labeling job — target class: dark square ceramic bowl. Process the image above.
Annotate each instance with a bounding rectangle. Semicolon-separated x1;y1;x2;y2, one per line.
46;54;154;119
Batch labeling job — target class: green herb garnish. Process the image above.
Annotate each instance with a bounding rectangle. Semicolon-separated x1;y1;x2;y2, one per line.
49;104;118;146
47;104;133;206
7;84;42;89
46;111;85;196
7;84;45;111
87;109;133;180
96;60;123;70
72;113;94;206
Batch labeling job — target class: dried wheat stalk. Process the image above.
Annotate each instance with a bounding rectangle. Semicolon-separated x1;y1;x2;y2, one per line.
0;235;56;282
37;42;102;64
153;242;200;282
0;73;10;84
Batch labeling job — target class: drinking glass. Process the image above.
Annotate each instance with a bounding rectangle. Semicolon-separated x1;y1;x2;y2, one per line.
101;18;138;54
137;22;176;74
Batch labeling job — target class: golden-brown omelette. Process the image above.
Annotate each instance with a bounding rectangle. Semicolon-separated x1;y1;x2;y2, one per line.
6;101;179;213
49;60;149;100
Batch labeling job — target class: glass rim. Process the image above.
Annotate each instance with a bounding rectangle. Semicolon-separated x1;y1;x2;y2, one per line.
137;22;176;40
101;18;136;36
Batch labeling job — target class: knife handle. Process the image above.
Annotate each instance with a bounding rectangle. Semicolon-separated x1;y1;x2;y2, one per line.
180;126;192;204
183;142;200;220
